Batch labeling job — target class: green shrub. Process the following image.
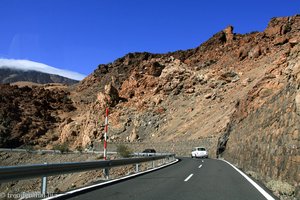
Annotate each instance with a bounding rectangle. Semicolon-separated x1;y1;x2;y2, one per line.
266;180;295;196
96;154;104;160
75;146;83;153
116;144;132;158
23;144;34;152
53;142;70;153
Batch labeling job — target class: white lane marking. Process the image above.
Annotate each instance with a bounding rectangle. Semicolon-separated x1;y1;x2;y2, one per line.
221;159;275;200
184;174;194;182
202;160;204;163
199;164;202;168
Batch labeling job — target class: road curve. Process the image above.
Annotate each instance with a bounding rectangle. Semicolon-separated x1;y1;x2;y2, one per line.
66;158;276;200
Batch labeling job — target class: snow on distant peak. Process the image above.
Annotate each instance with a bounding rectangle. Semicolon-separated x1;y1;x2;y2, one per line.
0;58;86;81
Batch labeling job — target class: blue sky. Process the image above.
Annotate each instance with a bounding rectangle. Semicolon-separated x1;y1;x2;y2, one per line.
0;0;299;79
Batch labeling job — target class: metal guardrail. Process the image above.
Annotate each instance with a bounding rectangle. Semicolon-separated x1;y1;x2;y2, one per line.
133;152;172;156
0;153;175;195
0;154;175;183
0;148;117;155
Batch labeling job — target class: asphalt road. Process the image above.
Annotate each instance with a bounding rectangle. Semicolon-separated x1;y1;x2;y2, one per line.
66;158;276;200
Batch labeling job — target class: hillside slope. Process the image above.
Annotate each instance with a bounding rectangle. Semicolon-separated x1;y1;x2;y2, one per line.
0;84;76;148
67;16;299;149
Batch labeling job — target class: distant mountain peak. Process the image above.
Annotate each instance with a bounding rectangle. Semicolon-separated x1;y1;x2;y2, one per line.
0;67;79;85
0;59;86;81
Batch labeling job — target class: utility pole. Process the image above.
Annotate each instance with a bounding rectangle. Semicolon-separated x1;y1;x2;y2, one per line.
104;108;109;160
103;108;109;179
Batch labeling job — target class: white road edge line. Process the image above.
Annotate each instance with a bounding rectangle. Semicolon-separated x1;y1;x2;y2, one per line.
221;159;275;200
199;164;202;168
43;159;179;200
184;174;194;182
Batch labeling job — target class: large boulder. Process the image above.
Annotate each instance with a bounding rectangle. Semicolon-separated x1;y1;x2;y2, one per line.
248;45;261;59
97;83;120;107
146;62;165;77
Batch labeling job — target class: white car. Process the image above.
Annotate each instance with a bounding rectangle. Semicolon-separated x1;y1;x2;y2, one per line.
191;147;208;158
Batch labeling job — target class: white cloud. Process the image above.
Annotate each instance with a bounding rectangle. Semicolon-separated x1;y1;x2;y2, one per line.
0;58;86;81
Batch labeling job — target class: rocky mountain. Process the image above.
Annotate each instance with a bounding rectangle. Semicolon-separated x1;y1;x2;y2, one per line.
0;15;299;198
0;67;79;85
0;84;76;147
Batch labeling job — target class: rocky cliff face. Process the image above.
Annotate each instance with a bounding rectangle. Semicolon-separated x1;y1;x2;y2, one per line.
67;16;299;148
0;84;76;148
221;83;300;197
0;15;299;198
217;16;300;198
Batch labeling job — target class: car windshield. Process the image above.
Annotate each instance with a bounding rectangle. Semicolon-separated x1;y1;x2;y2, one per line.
197;148;206;151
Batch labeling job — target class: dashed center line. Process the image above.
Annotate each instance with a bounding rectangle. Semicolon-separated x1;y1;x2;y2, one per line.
199;164;202;168
184;174;194;182
202;160;204;163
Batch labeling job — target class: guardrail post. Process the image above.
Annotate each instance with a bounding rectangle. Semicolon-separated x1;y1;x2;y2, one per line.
135;163;139;173
152;161;155;168
41;176;47;195
103;168;109;180
41;162;47;195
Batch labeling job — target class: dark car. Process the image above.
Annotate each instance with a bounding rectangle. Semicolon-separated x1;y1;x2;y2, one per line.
142;149;156;153
141;149;156;156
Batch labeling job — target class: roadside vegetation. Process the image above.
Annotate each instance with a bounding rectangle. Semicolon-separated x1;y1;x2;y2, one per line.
52;142;70;153
116;144;132;158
